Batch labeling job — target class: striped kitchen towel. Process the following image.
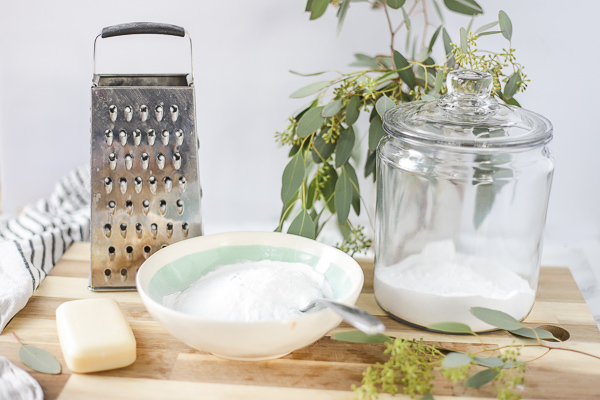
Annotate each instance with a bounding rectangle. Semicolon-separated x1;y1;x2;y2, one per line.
0;166;90;333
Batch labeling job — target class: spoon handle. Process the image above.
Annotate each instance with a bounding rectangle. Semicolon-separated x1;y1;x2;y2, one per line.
314;299;385;335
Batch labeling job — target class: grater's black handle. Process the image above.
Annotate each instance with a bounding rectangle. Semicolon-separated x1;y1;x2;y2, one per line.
101;22;185;38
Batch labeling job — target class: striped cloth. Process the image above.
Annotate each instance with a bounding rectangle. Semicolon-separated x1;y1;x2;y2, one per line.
0;166;90;333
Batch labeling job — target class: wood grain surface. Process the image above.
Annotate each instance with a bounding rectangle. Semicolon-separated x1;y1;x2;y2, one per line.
1;242;599;400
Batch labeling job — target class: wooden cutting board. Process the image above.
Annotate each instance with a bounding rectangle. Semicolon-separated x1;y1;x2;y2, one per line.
1;242;599;400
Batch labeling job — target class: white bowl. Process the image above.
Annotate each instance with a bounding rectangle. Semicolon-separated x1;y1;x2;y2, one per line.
136;231;364;360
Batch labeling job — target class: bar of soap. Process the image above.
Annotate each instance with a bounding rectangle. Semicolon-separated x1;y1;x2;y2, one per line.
56;298;136;373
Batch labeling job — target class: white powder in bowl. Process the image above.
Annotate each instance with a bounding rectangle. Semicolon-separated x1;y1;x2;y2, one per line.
163;260;334;322
374;240;535;331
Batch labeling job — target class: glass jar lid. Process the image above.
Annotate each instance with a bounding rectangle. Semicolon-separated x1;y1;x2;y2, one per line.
382;70;553;148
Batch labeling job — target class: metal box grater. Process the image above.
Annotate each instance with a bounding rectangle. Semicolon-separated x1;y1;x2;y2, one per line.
89;23;203;291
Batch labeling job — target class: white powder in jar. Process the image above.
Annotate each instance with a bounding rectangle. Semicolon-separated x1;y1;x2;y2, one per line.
163;260;334;322
374;240;535;331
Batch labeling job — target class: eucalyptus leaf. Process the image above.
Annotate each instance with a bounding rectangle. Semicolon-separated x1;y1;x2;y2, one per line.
379;56;394;70
401;7;411;30
443;0;483;16
434;69;444;93
473;356;504;368
421;94;437;101
477;30;504;37
277;193;298;232
337;0;351;35
310;0;329;20
305;0;314;12
422;394;434;400
474;183;494;228
311;133;336;163
18;342;61;375
368;115;385;151
375;95;395;118
393;51;415;89
364;150;377;180
503;73;521;99
349;54;380;69
429;322;474;334
345;163;361;215
290;70;328;77
427;25;443;55
464;368;499;388
335;166;353;224
475;21;498;34
320;163;338;213
470;307;524;331
460;27;468;53
322;99;343;117
386;0;406;10
498;10;513;40
333;330;392;343
442;28;455;68
288;209;316;239
335;126;356;167
297;106;325;138
281;151;305;203
509;327;557;340
290;81;331;99
345;95;361;125
442;352;472;368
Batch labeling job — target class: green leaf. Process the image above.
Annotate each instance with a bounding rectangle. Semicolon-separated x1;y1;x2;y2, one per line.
470;307;524;331
335;166;353;224
503;73;521;100
375;95;395;119
335;126;355;168
442;28;455;68
429;322;473;334
474;183;495;228
505;96;521;107
421;94;437;102
345;163;361;216
443;352;472;368
475;21;498;34
297;106;325;138
345;95;361;126
320;164;338;213
477;30;504;37
349;53;380;69
368;115;385;151
386;0;406;10
421;394;434;400
432;0;444;22
311;133;336;163
332;330;392;343
401;7;411;30
281;151;305;203
474;356;524;369
305;0;314;12
305;179;318;210
364;150;377;180
443;0;483;16
310;0;329;20
322;99;343;117
498;10;512;40
337;0;350;35
289;70;328;77
509;327;557;340
459;27;468;53
427;25;443;55
393;51;415;89
288;209;315;239
464;368;499;388
290;81;331;99
434;69;444;93
17;340;61;375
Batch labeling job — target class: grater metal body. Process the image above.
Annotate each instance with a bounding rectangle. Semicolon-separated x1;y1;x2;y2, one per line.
89;24;203;291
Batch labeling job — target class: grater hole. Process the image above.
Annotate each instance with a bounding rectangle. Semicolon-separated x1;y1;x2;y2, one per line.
104;268;112;277
179;176;187;192
161;244;168;249
144;245;151;253
147;129;156;145
126;246;133;254
120;268;128;280
105;129;114;146
109;105;117;121
142;199;150;207
104;224;112;238
155;105;164;121
108;247;116;262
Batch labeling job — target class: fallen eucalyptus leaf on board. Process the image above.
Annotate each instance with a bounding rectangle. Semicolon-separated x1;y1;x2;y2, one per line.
12;333;61;375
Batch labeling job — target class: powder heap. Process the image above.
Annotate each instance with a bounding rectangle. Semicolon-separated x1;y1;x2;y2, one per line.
163;260;334;322
374;240;535;331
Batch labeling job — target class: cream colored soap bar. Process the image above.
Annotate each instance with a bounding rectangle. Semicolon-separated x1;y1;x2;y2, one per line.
56;298;136;373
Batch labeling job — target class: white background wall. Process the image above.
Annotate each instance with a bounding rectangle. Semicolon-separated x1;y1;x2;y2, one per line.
0;0;598;251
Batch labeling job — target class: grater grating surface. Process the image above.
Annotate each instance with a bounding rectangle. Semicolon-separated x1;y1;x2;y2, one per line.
89;24;202;291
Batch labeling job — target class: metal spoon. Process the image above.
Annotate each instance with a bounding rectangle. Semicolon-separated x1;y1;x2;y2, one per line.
300;298;385;335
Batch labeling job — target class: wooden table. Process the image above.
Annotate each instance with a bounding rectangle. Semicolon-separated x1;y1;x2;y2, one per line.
1;243;599;399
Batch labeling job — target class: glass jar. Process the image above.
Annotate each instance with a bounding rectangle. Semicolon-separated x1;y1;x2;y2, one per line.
374;70;554;332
